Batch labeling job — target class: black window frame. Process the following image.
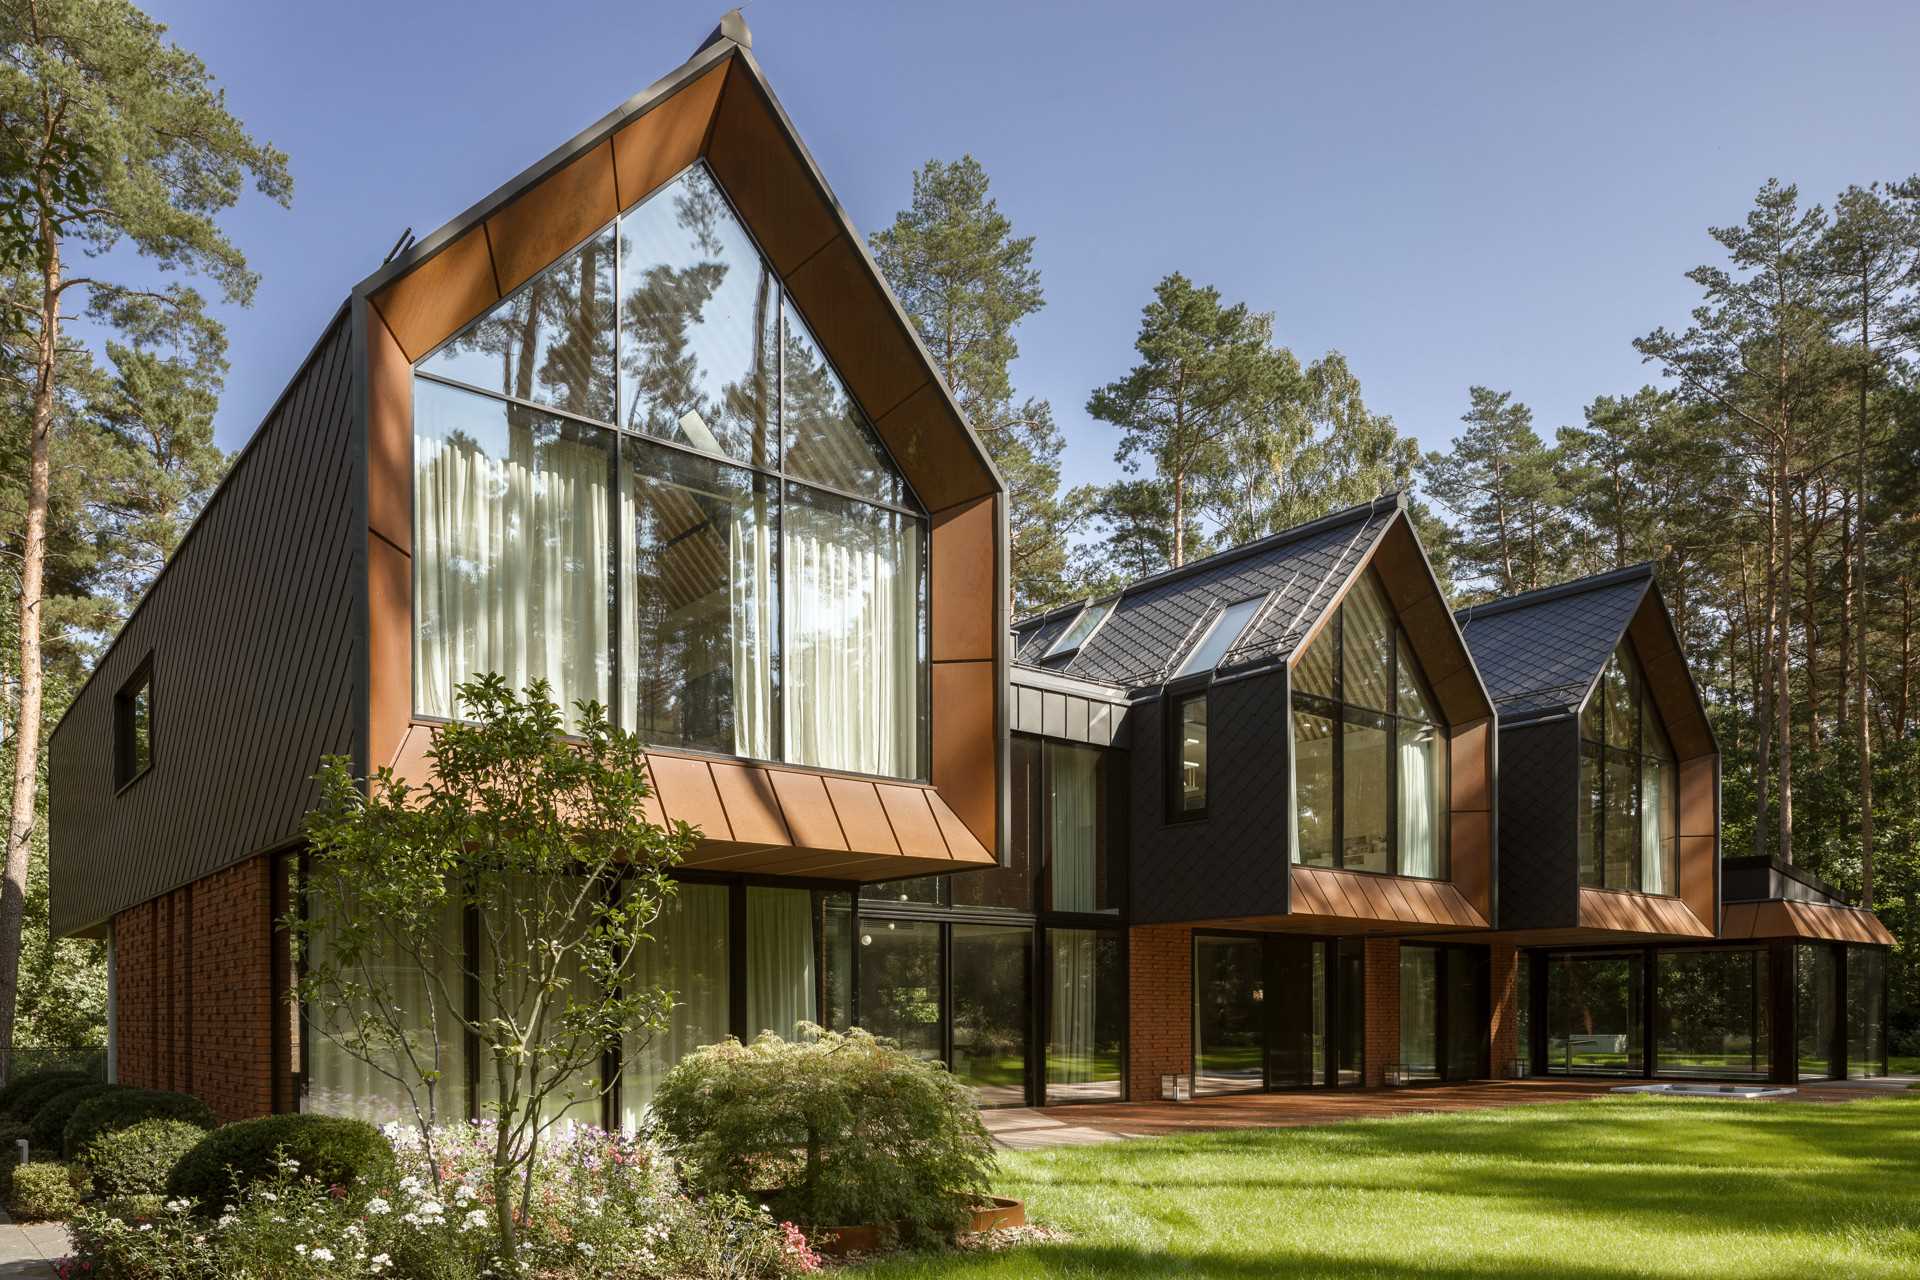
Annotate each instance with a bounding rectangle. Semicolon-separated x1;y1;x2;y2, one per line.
1288;570;1450;878
1578;639;1679;894
113;655;155;792
1165;678;1211;823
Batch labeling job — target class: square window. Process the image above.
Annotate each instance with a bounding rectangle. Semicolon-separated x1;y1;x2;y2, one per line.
114;660;153;789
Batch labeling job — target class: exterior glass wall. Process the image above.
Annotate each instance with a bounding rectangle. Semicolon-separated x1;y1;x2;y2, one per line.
1576;641;1677;892
1400;946;1440;1080
1189;933;1367;1093
1654;948;1769;1079
1290;570;1449;877
1193;935;1264;1094
1846;947;1888;1079
1046;929;1124;1103
1796;944;1838;1080
413;161;929;780
1545;953;1643;1074
951;925;1031;1105
857;919;943;1061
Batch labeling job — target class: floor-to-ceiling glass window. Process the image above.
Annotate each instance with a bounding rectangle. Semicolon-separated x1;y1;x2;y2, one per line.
1400;946;1440;1081
1268;938;1325;1088
1796;944;1839;1080
1655;948;1768;1079
1046;928;1124;1103
745;887;816;1042
951;925;1031;1105
1337;940;1366;1086
1194;935;1265;1094
621;882;731;1124
413;161;930;779
857;918;943;1061
1514;954;1533;1075
1290;571;1449;877
1577;643;1678;892
1444;947;1488;1080
1846;947;1888;1079
1545;953;1644;1075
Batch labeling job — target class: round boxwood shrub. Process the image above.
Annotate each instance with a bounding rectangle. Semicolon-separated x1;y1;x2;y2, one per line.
167;1114;396;1205
651;1024;997;1244
6;1160;84;1221
81;1118;212;1198
64;1088;216;1160
0;1069;90;1117
29;1083;119;1154
4;1073;94;1123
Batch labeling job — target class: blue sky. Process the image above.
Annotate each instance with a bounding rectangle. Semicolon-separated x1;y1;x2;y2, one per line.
141;0;1920;493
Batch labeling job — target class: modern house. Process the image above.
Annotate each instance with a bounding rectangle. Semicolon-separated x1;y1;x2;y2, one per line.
48;16;1890;1125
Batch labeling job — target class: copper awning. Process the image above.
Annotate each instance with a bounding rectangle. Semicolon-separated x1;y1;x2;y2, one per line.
1721;900;1894;946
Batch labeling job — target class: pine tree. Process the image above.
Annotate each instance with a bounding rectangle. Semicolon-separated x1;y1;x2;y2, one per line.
1418;387;1570;598
0;0;288;1080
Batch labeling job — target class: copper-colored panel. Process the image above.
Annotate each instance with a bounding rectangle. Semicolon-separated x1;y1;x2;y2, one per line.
931;496;996;663
1352;874;1396;921
1369;520;1428;612
1450;811;1492;917
1720;902;1756;939
928;791;993;866
1288;867;1330;916
1431;666;1488;728
932;660;997;854
785;234;930;423
1677;833;1715;925
611;61;727;211
485;140;618;296
822;777;899;855
1678;756;1715;836
371;226;498;362
1397;593;1466;685
765;768;847;850
701;60;840;275
1318;870;1363;917
636;757;666;831
387;724;436;789
1450;720;1490;812
876;784;950;860
367;310;412;554
873;379;998;514
368;535;411;774
708;762;791;846
645;755;732;842
1378;878;1420;923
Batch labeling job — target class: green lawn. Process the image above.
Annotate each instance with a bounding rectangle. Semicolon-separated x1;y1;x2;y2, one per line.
860;1096;1920;1279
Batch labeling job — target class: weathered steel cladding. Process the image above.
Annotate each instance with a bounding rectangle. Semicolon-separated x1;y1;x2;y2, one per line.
1127;669;1293;925
49;309;361;937
1491;718;1580;930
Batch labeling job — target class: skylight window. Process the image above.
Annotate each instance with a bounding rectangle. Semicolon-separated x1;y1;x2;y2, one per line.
1174;596;1265;677
1045;599;1113;659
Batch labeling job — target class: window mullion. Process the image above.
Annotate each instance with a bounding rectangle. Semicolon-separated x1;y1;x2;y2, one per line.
1332;608;1344;870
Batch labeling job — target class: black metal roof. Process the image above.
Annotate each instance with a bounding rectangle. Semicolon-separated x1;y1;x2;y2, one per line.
1453;564;1654;722
1012;494;1403;691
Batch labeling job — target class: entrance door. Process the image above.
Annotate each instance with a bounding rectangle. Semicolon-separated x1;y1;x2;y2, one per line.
1192;934;1359;1092
1267;937;1325;1087
1193;935;1264;1093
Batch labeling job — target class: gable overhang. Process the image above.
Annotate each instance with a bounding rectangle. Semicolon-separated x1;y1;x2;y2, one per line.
350;25;1007;877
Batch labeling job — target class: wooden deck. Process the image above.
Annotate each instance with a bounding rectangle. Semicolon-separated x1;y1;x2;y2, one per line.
982;1077;1902;1149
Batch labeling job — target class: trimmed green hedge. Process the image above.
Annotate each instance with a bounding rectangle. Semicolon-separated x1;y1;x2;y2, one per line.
29;1084;118;1154
84;1119;211;1198
3;1074;93;1123
7;1161;84;1221
65;1088;216;1160
167;1114;396;1205
0;1070;91;1117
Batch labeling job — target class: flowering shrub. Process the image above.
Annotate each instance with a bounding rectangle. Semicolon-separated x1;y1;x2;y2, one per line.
63;1122;820;1279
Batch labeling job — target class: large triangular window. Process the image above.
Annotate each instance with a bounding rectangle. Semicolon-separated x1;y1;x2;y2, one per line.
411;163;927;780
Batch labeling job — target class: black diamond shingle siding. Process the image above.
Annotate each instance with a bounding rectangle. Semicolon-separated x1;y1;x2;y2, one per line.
1455;570;1651;722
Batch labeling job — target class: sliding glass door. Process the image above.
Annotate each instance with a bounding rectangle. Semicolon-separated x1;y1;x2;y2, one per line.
1191;933;1364;1093
1193;935;1265;1094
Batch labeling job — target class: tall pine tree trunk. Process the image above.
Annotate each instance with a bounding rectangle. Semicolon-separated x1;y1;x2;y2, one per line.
0;228;60;1085
1855;293;1874;908
1776;454;1794;864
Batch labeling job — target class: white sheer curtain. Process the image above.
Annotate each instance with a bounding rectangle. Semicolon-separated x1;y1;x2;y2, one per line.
304;892;468;1126
621;883;730;1128
745;887;815;1041
783;493;921;777
1397;722;1442;878
414;382;611;731
1048;929;1097;1083
1642;754;1670;894
729;501;776;759
1050;747;1099;912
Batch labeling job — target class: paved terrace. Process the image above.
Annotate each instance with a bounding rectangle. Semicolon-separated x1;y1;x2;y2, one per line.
983;1076;1917;1150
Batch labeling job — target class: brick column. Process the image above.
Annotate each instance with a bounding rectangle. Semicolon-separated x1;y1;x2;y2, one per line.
1363;937;1400;1087
1127;924;1192;1100
1489;942;1519;1077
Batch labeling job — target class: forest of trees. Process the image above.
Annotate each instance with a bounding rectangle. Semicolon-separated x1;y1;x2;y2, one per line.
873;161;1919;1052
0;10;1912;1072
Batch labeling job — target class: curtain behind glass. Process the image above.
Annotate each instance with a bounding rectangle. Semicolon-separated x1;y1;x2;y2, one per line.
1048;929;1097;1083
783;485;922;778
622;883;731;1127
473;877;599;1129
305;893;468;1127
1050;745;1100;912
1398;721;1444;878
746;887;815;1041
414;380;611;731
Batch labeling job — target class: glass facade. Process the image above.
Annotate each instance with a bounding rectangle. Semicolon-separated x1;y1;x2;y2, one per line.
1577;641;1678;892
1398;944;1486;1082
1545;953;1644;1074
1290;571;1449;877
1046;929;1124;1102
1194;935;1265;1094
1190;933;1371;1093
1796;943;1838;1079
1171;691;1209;817
1845;946;1888;1079
1400;946;1440;1080
951;925;1031;1105
413;162;928;779
1654;948;1769;1079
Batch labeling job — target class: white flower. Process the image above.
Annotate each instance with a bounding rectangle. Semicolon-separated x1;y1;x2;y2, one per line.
365;1198;391;1216
138;1224;152;1233
216;1214;236;1228
283;1158;300;1170
369;1254;391;1274
576;1242;595;1256
164;1198;192;1214
311;1247;335;1263
461;1209;490;1232
295;1243;308;1256
259;1191;279;1203
453;1182;477;1204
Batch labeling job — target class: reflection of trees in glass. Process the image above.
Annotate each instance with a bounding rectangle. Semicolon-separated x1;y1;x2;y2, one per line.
782;309;898;504
1656;950;1766;1075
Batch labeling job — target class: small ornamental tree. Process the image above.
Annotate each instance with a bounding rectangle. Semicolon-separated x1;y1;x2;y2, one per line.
291;674;696;1260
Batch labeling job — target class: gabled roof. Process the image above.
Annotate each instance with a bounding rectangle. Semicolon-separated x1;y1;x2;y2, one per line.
1455;564;1716;759
1454;565;1652;722
1013;495;1402;689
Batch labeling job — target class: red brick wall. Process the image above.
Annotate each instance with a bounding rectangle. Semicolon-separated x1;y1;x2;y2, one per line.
1364;938;1400;1086
1489;942;1519;1077
113;855;284;1122
1127;924;1192;1100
